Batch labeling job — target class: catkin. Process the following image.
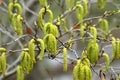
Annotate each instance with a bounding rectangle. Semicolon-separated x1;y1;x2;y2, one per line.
102;53;110;72
72;60;81;80
20;48;33;73
98;18;109;33
38;8;53;30
8;2;22;20
8;2;14;20
87;39;99;64
80;24;85;37
37;39;45;60
116;39;120;59
82;0;88;17
1;52;6;76
11;13;18;32
44;22;58;37
61;19;68;32
16;15;23;36
76;2;84;22
63;47;67;72
111;37;116;60
79;65;92;80
82;58;90;67
13;3;22;15
44;34;57;55
28;39;35;63
89;26;97;42
17;65;24;80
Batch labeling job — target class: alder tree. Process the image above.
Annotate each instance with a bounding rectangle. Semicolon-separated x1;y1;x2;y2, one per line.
0;0;120;80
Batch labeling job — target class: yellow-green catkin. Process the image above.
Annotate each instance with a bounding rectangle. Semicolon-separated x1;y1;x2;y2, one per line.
8;2;22;20
81;58;90;67
61;19;68;32
111;37;116;60
8;2;14;20
116;39;120;59
44;22;58;37
72;60;81;80
28;39;35;63
1;52;6;76
13;3;22;15
0;48;6;76
81;50;87;59
76;2;84;22
73;59;92;80
39;0;47;7
97;0;106;9
89;26;97;42
44;34;57;55
17;65;24;80
80;65;92;80
117;74;120;80
37;39;45;61
87;39;99;64
82;0;88;17
11;13;18;32
38;8;45;30
98;18;109;33
66;0;74;10
20;48;33;73
0;48;6;52
16;15;23;36
63;47;67;72
66;37;73;48
38;7;53;30
102;53;109;72
80;24;86;38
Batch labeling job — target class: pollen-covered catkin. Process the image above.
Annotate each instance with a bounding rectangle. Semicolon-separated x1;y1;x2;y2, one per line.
38;8;53;30
8;2;22;20
8;2;14;20
81;58;90;67
16;15;23;36
63;47;67;72
82;65;92;80
11;13;17;31
89;26;97;42
115;39;120;59
80;24;85;37
76;2;84;22
87;39;99;64
1;52;6;76
61;19;68;32
44;34;57;55
73;59;92;80
0;48;6;76
13;3;22;15
17;65;24;80
111;37;116;60
102;53;109;72
72;60;81;80
37;39;45;60
44;22;58;37
98;18;109;32
82;0;88;17
20;48;33;73
28;39;35;63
